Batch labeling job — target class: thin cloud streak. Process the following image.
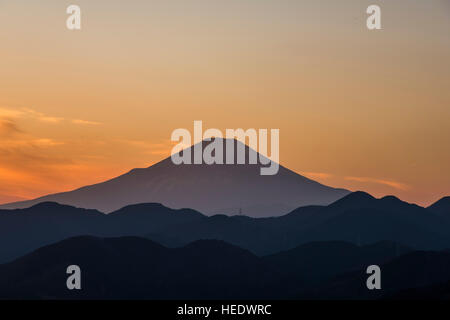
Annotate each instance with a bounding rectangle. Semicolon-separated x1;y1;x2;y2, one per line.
1;106;102;126
301;172;334;180
0;118;23;136
72;119;103;126
345;176;410;191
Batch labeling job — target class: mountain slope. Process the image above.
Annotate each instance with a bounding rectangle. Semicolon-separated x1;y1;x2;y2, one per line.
0;202;205;263
263;241;411;286
309;250;450;300
0;202;106;263
0;236;278;300
1;236;447;300
145;192;450;254
1;191;450;263
0;139;349;217
428;196;450;219
294;192;450;250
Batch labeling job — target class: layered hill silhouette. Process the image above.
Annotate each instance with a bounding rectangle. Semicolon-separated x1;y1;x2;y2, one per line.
308;250;450;300
1;191;450;264
0;237;276;299
145;192;450;254
262;240;411;287
0;139;349;217
387;277;450;299
0;202;203;263
0;236;432;300
428;196;450;220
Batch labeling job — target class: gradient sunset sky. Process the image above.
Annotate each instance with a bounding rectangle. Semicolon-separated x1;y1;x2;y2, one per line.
0;0;449;206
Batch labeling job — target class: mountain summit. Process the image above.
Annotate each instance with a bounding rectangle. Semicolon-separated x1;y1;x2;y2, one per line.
0;139;349;217
428;196;450;219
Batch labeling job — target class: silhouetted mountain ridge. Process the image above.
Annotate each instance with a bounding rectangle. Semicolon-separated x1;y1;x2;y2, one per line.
263;240;411;287
0;139;349;217
428;196;450;219
0;236;275;299
1;236;449;300
309;250;450;300
1;191;450;264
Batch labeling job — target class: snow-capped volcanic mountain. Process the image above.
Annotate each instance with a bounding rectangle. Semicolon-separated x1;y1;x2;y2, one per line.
0;139;349;217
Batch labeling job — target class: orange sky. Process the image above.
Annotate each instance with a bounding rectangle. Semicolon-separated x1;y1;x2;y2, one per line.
0;0;449;206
